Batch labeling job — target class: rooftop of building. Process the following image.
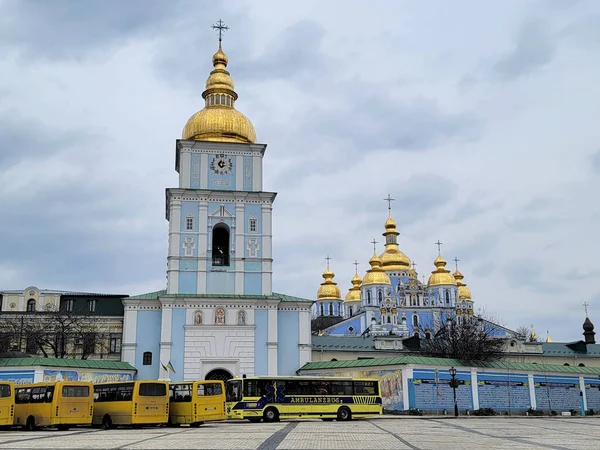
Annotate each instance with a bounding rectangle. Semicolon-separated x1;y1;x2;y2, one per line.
128;289;314;303
0;357;136;371
0;289;127;297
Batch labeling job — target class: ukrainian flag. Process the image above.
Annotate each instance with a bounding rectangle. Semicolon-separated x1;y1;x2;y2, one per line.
166;361;176;374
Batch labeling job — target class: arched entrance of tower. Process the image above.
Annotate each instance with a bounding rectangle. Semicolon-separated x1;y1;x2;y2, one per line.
205;368;233;382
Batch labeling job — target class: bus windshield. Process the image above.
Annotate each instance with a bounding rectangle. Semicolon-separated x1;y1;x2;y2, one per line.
226;380;242;402
139;383;167;397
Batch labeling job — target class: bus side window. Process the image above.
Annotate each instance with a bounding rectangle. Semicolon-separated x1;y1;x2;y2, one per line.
31;387;45;404
331;381;353;395
45;386;54;403
15;388;31;404
204;383;222;396
197;384;204;396
312;381;330;395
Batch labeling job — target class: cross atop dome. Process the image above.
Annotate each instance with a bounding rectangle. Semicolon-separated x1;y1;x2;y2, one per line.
384;194;395;211
211;19;229;42
435;240;443;255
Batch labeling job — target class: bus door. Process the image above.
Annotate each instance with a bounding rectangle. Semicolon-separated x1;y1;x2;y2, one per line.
0;383;15;426
58;384;92;421
136;382;168;419
196;381;225;421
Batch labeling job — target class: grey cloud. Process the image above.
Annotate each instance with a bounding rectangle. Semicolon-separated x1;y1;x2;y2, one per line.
493;19;557;81
560;15;600;51
0;0;194;59
591;149;600;175
452;233;500;263
565;268;600;281
449;199;502;225
472;261;496;278
503;258;565;293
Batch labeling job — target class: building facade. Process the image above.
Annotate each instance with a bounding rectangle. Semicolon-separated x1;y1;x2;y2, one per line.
0;286;125;360
120;41;312;382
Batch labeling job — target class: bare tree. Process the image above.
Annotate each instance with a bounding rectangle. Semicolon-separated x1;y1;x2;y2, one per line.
416;313;505;363
515;325;531;341
0;306;111;359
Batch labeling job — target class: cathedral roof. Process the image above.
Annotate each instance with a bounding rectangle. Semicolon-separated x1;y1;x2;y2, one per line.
361;252;391;286
344;272;362;302
379;213;411;271
317;263;342;300
182;42;256;143
427;254;457;286
453;268;472;300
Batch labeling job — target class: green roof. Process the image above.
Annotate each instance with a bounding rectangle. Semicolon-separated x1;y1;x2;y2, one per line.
0;358;136;371
128;290;313;303
299;356;600;375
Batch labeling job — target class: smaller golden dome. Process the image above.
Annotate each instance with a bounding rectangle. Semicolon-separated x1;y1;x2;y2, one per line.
362;252;391;286
428;254;457;286
454;268;472;300
345;272;362;302
317;264;342;300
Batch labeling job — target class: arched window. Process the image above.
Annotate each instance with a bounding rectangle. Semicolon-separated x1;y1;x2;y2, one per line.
212;224;230;266
378;290;383;303
563;363;570;366
348;307;353;316
445;290;450;303
367;291;371;304
413;314;419;327
320;304;324;316
143;352;152;365
387;316;391;324
425;331;431;340
328;303;333;316
27;299;36;312
210;95;215;105
578;363;585;367
414;331;420;338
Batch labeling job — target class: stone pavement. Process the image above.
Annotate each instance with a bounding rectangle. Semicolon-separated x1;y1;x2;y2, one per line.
0;417;599;449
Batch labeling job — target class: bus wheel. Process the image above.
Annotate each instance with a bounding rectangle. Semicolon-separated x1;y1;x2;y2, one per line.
263;407;279;423
190;421;203;428
337;407;352;421
102;415;113;430
25;416;36;431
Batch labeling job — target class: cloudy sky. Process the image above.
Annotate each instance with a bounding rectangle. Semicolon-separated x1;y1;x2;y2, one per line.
1;0;599;341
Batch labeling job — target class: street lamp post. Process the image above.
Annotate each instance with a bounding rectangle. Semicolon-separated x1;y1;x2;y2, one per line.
449;366;459;417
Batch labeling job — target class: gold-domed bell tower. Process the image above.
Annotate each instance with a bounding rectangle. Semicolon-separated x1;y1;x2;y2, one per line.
344;261;362;318
361;241;392;322
379;195;411;274
427;241;457;308
316;257;343;317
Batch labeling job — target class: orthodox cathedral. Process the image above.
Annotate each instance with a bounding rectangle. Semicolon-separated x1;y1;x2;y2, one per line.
120;35;312;382
313;205;513;340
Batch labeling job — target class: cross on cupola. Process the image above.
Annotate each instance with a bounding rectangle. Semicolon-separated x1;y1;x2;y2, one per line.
435;240;443;254
371;239;378;252
325;254;332;268
353;260;360;273
411;261;417;270
384;194;395;211
583;301;590;317
453;257;460;270
211;19;229;42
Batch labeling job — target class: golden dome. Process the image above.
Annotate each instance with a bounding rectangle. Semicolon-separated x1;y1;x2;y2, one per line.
379;213;411;271
345;272;362;302
362;252;391;286
453;268;472;300
428;254;457;286
182;42;256;143
317;264;342;300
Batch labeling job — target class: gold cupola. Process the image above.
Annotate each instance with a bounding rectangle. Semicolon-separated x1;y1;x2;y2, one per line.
317;262;342;300
453;268;472;300
379;208;411;272
427;253;457;286
345;271;362;302
182;42;256;143
361;252;392;286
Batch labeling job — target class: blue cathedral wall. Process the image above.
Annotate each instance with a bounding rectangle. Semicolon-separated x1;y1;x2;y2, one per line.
190;153;200;188
254;310;268;376
207;154;237;191
244;262;262;295
243;156;253;191
135;311;162;380
277;311;299;375
179;260;198;294
170;308;186;382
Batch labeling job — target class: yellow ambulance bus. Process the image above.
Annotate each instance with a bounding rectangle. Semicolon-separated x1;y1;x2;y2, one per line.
14;381;93;430
0;382;15;427
168;380;226;426
92;381;169;428
225;376;382;422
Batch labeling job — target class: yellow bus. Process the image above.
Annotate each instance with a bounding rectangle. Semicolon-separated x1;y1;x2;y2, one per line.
14;381;93;430
93;381;169;428
0;382;15;427
225;376;382;422
169;380;226;426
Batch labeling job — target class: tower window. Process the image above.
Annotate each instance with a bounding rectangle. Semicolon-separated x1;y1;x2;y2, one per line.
387;316;391;324
378;291;383;303
62;299;74;313
27;299;36;312
88;299;97;313
185;215;194;231
349;307;353;316
413;314;419;327
249;217;257;233
210;95;215;105
212;224;230;266
143;352;152;366
445;290;450;303
328;303;333;316
367;291;371;304
320;304;324;316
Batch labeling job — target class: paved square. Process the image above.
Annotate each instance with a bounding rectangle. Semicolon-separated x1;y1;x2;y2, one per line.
0;417;599;449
